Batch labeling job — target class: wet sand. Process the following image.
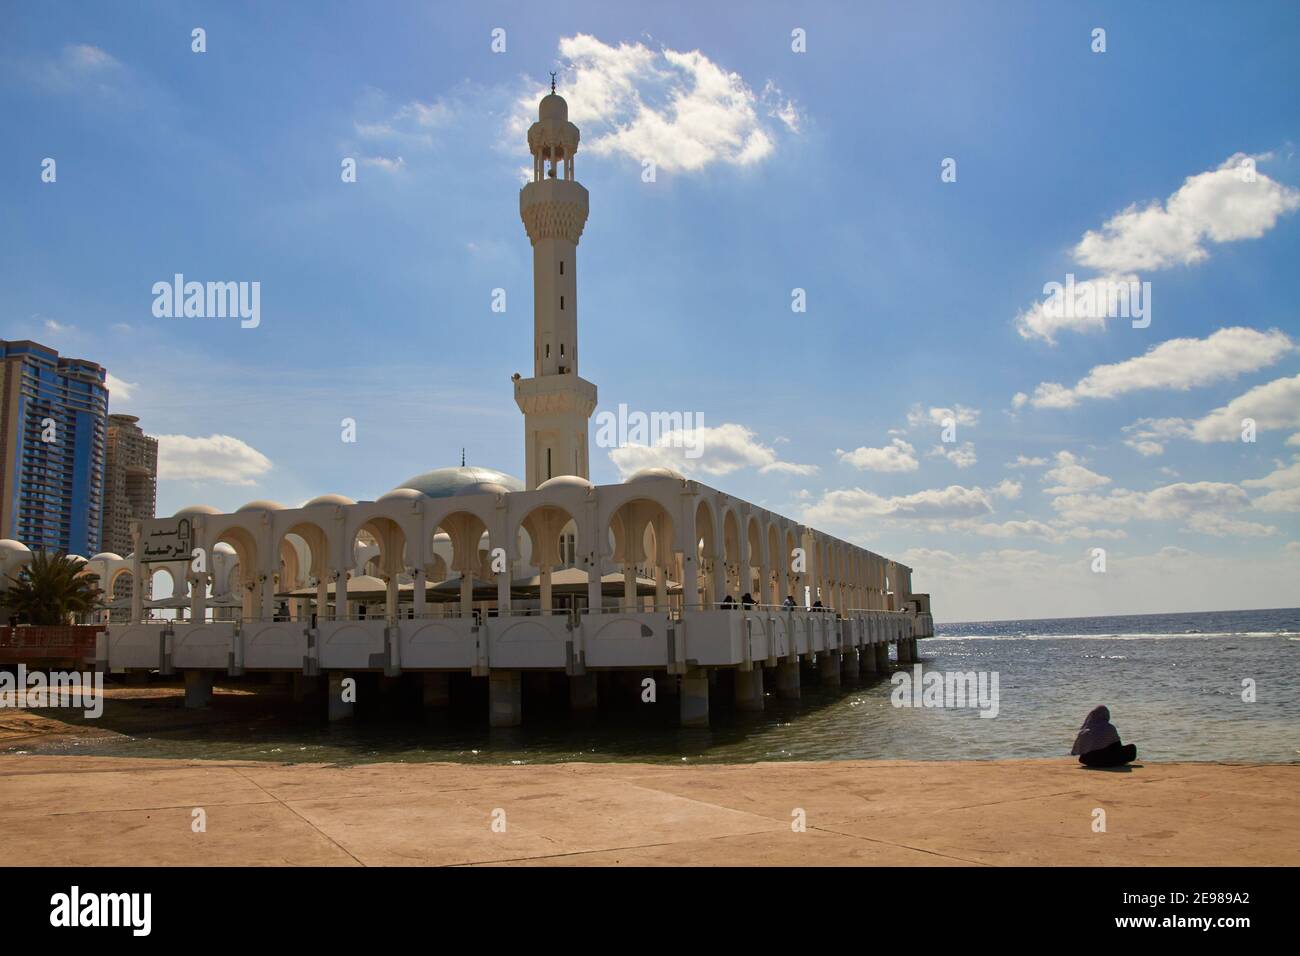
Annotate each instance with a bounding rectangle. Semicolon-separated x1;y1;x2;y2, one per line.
1;753;1294;866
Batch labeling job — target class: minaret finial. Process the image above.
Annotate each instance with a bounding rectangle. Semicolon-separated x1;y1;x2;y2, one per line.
550;71;557;94
461;448;466;467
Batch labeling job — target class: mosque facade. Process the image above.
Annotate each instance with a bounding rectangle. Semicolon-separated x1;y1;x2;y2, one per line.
8;87;934;725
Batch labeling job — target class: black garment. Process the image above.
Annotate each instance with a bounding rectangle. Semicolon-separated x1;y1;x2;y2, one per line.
1079;741;1137;767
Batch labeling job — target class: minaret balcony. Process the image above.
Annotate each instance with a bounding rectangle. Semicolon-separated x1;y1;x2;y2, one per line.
514;373;597;418
520;179;589;245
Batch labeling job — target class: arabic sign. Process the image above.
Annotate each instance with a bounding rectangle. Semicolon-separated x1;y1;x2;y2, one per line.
140;518;193;563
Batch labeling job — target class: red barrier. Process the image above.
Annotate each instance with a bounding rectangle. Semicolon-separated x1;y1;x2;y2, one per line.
0;625;102;665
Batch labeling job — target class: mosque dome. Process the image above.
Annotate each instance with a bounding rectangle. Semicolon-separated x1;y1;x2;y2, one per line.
174;504;222;517
537;475;592;492
0;539;31;556
377;487;423;503
90;552;124;563
624;467;687;483
539;92;568;122
304;493;355;507
237;499;286;512
392;466;524;500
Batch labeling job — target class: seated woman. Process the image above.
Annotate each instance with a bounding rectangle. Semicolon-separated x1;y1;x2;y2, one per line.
1070;706;1138;767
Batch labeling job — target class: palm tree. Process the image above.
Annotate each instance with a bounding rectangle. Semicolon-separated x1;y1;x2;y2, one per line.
1;551;102;626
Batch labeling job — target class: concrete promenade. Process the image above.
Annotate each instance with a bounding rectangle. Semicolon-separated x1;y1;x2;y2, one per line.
1;756;1294;866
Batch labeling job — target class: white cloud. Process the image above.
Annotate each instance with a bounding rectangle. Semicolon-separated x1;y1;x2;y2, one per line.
949;518;1127;544
1074;153;1300;273
1186;373;1300;442
1242;457;1300;513
1006;455;1048;468
361;155;406;172
105;372;137;402
66;44;118;70
1012;154;1300;344
511;34;801;173
157;434;272;486
906;403;980;429
607;422;815;478
927;441;977;468
836;439;918;472
1051;481;1250;525
1121;417;1195;456
1184;513;1277;537
1042;451;1110;495
1014;273;1142;344
1025;327;1293;409
803;484;998;527
352;93;455;152
20;43;128;98
992;479;1022;500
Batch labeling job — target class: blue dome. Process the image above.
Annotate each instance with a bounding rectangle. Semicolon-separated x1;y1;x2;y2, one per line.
392;466;524;499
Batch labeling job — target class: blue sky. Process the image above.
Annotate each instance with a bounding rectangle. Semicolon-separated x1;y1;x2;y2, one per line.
4;1;1299;621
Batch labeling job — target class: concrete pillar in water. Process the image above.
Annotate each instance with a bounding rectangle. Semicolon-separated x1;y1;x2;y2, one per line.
680;667;709;727
569;672;598;711
841;648;860;680
489;670;523;727
776;660;801;700
819;652;842;687
183;670;213;709
862;642;879;674
292;673;321;703
422;672;450;707
876;644;889;671
734;667;764;712
898;639;914;664
328;672;354;722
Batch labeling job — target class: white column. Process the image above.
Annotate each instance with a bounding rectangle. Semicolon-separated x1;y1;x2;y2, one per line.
413;567;427;617
316;576;329;622
540;565;553;613
496;559;511;614
460;573;473;617
335;571;349;620
190;573;207;623
622;563;636;611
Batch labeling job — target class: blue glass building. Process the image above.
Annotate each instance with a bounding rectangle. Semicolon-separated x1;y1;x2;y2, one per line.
0;340;109;555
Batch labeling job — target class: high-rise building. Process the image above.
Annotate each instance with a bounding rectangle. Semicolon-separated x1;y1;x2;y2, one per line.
0;340;109;555
101;413;158;557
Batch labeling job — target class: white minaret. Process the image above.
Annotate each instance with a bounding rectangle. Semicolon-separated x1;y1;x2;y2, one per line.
514;78;597;490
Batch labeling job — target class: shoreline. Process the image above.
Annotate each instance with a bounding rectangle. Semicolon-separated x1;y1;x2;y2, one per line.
1;754;1295;866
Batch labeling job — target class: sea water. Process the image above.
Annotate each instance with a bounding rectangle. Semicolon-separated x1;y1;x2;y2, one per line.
26;607;1299;765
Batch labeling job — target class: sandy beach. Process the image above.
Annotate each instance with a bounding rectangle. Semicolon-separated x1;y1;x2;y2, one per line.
2;753;1295;866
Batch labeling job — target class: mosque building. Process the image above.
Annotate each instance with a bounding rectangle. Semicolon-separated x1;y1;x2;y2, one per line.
18;84;934;726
